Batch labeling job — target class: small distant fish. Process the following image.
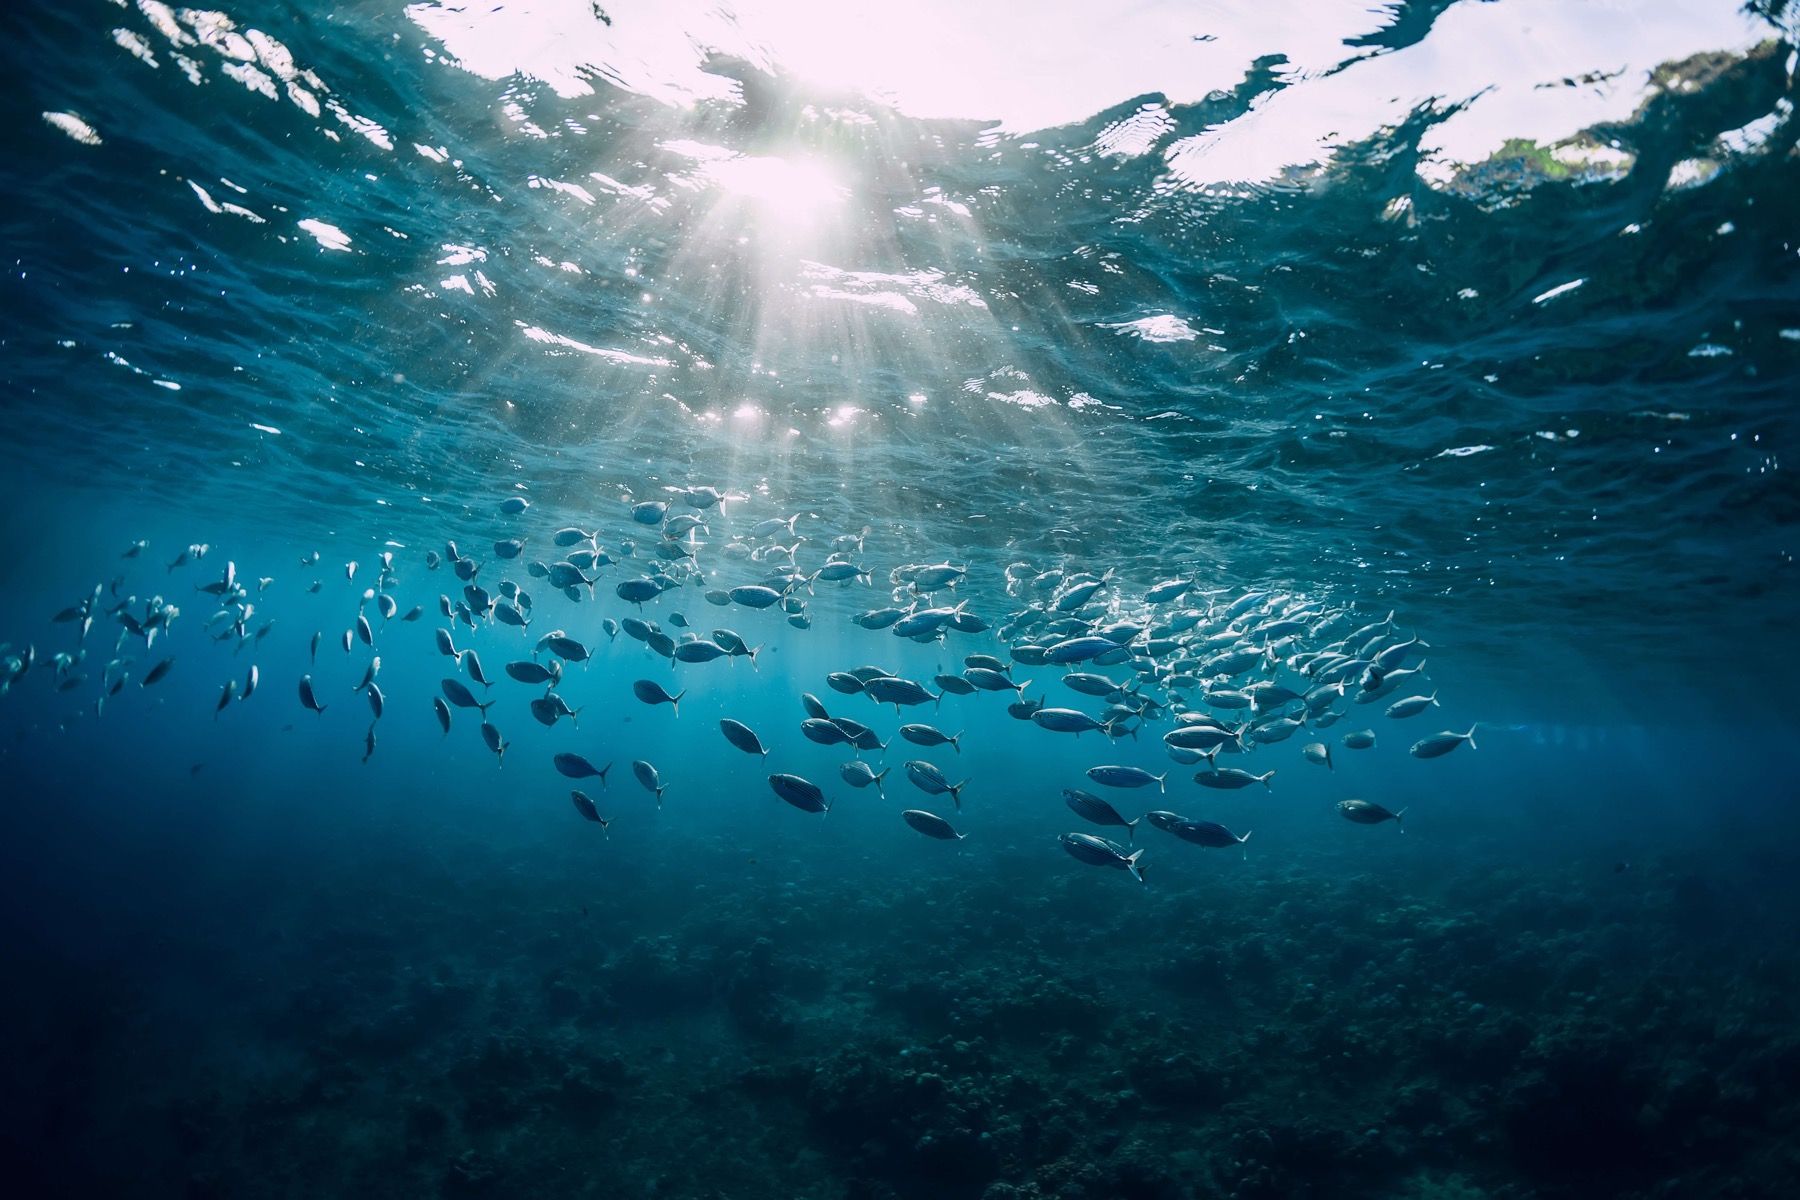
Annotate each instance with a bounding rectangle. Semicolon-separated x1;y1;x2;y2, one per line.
899;724;962;753
1062;788;1140;841
1167;820;1253;852
1031;708;1113;737
544;635;591;663
632;679;684;714
463;649;493;689
499;496;530;515
631;760;665;806
1059;832;1145;883
554;753;611;783
299;675;326;714
902;809;964;840
1341;729;1377;750
963;668;1026;696
768;772;829;815
1194;767;1275;791
480;721;508;766
433;696;451;735
505;660;559;686
1338;799;1405;828
214;678;236;718
1410;726;1477;759
864;676;941;711
440;678;492;715
719;718;768;759
1301;742;1333;770
1085;765;1165;792
903;760;966;809
362;725;377;763
141;657;175;687
570;790;610;834
672;640;729;664
839;760;888;795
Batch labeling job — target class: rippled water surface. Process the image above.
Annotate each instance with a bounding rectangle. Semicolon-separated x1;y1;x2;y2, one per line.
3;3;1799;1198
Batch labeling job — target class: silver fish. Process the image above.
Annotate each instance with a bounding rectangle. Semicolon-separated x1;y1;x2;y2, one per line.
903;760;966;809
632;679;684;714
1062;789;1140;841
1410;726;1477;759
631;760;665;806
1339;799;1405;828
1059;832;1145;883
570;791;609;833
768;772;829;814
839;761;888;795
1085;765;1166;792
719;718;768;759
902;809;963;840
554;753;611;783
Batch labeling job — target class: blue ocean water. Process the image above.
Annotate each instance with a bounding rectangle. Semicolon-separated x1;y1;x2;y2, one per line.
3;2;1799;1197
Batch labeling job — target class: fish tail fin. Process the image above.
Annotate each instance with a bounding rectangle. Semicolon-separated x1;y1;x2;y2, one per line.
1126;849;1146;884
951;731;963;754
1429;690;1439;706
949;781;964;810
478;700;493;717
1395;808;1407;831
1017;677;1033;697
1156;772;1167;794
749;645;760;671
1126;817;1139;844
1260;770;1276;790
572;707;582;729
655;786;665;809
1465;724;1479;749
672;689;686;717
600;762;613;788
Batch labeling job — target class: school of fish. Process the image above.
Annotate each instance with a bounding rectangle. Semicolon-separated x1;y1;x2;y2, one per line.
0;486;1475;884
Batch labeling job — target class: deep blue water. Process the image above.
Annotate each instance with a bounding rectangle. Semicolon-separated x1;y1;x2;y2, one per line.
3;3;1800;1198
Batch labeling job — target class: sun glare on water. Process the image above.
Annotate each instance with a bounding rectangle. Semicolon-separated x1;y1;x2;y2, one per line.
704;153;847;225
